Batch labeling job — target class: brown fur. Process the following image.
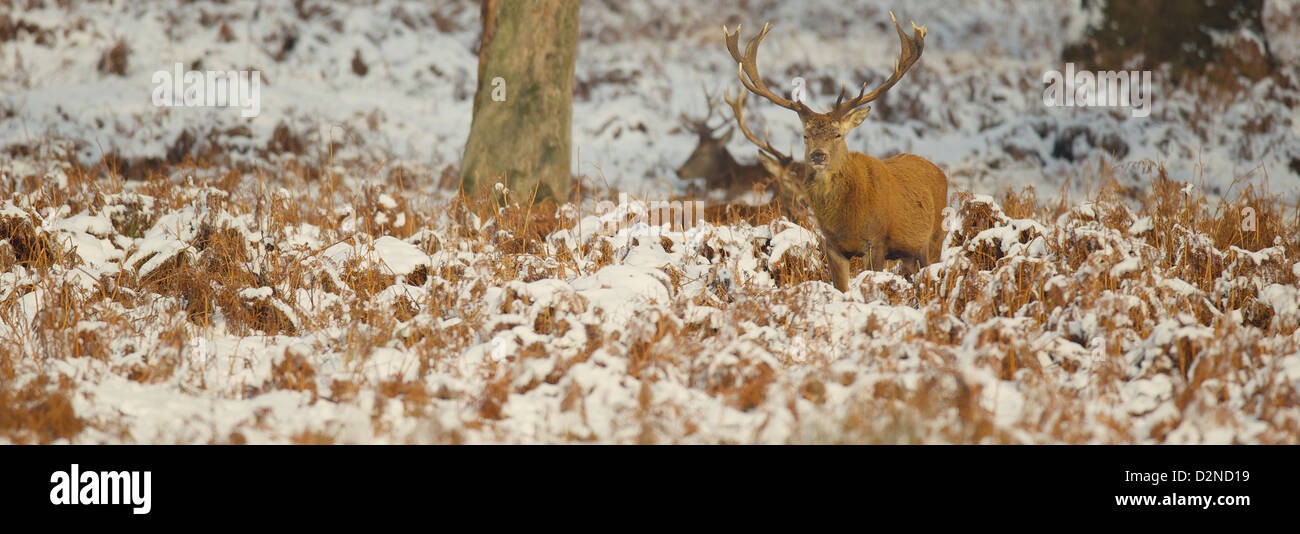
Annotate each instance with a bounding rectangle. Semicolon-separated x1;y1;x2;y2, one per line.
805;152;947;290
675;132;770;194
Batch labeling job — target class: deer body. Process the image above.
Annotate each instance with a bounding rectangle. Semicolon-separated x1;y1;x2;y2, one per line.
675;141;769;194
674;89;772;195
724;12;949;291
806;153;947;289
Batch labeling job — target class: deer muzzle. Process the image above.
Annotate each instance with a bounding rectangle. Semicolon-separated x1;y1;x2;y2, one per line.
809;150;828;168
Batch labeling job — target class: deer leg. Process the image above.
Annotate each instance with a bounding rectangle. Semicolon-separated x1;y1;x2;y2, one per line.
894;255;916;277
827;248;852;292
864;240;887;272
928;226;945;264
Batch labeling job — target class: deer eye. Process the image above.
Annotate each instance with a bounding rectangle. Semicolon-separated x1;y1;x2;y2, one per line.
835;134;842;139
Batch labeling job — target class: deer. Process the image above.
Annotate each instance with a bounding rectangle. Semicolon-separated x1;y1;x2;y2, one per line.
723;12;949;292
674;89;770;195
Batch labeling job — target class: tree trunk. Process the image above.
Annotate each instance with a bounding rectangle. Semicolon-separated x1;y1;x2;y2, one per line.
461;0;579;202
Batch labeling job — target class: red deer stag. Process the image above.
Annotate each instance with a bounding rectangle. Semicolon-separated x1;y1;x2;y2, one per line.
674;89;769;195
723;12;949;292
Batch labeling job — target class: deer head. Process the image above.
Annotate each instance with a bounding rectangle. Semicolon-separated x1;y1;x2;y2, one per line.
675;88;736;180
723;11;926;175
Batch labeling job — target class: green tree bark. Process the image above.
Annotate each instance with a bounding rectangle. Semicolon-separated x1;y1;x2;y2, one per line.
461;0;579;202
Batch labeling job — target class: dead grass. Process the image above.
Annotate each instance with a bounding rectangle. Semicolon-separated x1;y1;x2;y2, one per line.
0;214;58;266
96;38;129;76
260;349;319;401
0;373;85;444
289;429;335;444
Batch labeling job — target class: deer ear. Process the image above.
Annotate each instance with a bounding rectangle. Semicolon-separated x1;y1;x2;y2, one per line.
845;106;871;129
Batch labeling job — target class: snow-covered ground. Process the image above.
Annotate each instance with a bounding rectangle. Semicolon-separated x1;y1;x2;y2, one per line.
1;0;1298;444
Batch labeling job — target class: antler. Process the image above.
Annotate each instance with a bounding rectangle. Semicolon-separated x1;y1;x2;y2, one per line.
723;22;810;116
679;86;728;136
723;89;792;166
829;11;926;118
724;88;811;213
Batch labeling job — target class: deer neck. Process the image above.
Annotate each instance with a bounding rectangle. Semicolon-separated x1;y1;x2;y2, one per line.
717;149;742;175
809;156;875;234
736;158;767;184
719;150;768;187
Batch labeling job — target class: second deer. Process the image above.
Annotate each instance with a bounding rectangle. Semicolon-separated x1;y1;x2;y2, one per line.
723;12;949;292
674;89;769;195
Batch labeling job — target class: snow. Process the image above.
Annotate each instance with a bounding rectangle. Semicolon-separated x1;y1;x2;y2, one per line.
239;287;274;300
369;236;430;276
125;207;204;278
571;265;673;325
52;214;115;237
1128;216;1153;236
769;224;821;264
1109;256;1141;278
